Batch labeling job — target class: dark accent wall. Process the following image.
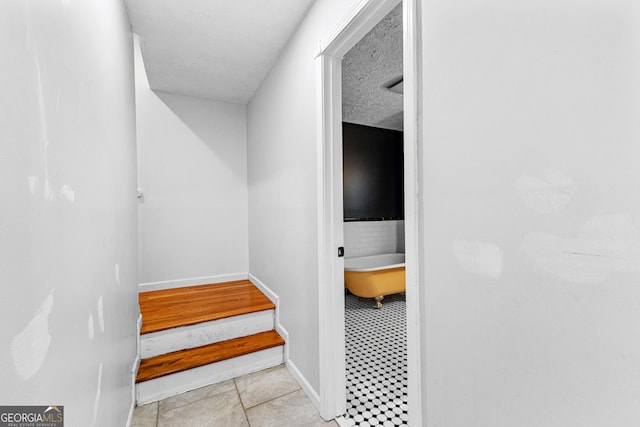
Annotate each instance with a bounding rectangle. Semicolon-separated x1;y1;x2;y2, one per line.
342;122;404;221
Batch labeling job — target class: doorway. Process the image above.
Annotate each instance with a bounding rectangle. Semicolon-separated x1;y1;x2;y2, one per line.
341;4;405;426
316;0;421;425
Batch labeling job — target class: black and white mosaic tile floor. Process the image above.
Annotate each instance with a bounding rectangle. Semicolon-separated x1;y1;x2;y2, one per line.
343;293;408;427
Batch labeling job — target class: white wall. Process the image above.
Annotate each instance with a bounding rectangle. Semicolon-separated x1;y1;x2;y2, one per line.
419;0;640;425
135;38;249;286
247;0;358;396
344;220;405;258
0;1;138;425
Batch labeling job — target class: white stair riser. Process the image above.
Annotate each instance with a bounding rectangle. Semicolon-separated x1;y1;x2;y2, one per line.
141;310;275;358
136;346;284;404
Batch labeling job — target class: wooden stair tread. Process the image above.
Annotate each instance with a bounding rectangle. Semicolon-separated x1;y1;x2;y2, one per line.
139;280;275;334
136;330;285;383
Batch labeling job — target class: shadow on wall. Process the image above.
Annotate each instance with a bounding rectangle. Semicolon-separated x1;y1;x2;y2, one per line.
152;91;247;181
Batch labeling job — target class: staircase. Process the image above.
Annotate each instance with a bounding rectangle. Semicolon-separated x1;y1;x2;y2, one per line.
136;279;285;404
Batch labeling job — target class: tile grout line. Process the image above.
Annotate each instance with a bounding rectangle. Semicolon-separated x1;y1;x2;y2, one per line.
244;386;302;410
238;383;305;419
133;367;330;426
233;366;303;412
233;378;252;426
155;401;159;427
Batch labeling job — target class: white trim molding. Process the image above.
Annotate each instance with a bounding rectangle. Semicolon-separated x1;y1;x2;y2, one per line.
248;273;278;304
286;359;321;415
128;313;143;426
316;46;347;421
402;0;423;425
316;0;398;58
276;323;290;363
316;0;422;424
249;273;289;362
138;273;248;292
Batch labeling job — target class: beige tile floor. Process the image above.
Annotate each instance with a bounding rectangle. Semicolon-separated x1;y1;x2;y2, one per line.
132;365;339;427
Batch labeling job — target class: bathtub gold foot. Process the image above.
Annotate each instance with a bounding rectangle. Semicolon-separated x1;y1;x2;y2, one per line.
374;295;384;309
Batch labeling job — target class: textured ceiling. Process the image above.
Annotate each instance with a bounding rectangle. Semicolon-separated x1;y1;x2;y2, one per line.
342;4;403;131
125;0;402;124
125;0;315;104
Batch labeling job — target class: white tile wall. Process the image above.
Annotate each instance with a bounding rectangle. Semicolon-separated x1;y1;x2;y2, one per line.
343;220;405;258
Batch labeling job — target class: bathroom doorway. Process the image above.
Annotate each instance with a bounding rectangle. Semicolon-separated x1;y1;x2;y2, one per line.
316;0;421;424
341;4;406;426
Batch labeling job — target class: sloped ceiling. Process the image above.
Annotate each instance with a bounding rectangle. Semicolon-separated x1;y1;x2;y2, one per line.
125;0;402;130
342;4;403;131
124;0;315;104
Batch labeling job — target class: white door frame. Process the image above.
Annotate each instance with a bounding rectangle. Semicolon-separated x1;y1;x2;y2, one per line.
316;0;422;423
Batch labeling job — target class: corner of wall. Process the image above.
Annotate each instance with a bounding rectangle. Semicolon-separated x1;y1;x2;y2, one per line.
248;273;320;410
286;358;321;413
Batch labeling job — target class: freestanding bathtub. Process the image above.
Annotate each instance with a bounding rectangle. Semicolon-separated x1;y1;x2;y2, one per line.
344;253;405;308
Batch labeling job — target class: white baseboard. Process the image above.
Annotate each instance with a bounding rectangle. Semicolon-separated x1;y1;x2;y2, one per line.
248;273;289;360
248;276;316;416
127;353;141;425
248;273;278;304
138;273;248;292
128;313;143;426
136;313;142;360
286;359;321;415
276;323;290;362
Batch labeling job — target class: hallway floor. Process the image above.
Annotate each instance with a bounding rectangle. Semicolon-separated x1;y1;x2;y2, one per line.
132;365;337;427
